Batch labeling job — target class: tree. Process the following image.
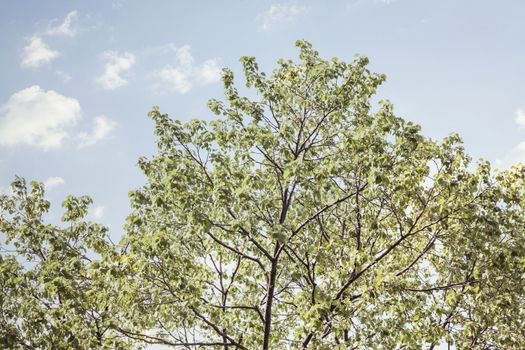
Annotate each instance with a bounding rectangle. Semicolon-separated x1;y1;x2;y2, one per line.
2;40;525;349
0;178;132;349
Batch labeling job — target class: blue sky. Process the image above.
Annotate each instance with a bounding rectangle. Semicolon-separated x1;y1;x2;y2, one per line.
1;0;525;242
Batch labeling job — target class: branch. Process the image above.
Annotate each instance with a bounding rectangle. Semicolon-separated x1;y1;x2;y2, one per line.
191;307;248;350
283;184;367;256
396;230;440;277
207;230;267;274
227;208;273;261
406;279;479;293
116;327;236;348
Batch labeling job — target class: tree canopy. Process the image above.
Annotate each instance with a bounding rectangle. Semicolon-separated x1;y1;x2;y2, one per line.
2;40;525;349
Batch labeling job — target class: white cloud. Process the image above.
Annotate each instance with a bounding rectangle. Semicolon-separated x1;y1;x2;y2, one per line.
77;115;117;148
495;142;525;169
0;86;81;150
514;108;525;128
21;11;79;68
21;36;60;67
43;177;65;191
197;59;223;84
151;45;221;94
55;70;72;82
46;10;78;37
96;51;136;90
258;3;308;31
92;205;105;219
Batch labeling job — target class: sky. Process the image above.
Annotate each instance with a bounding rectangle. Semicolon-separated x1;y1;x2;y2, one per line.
1;0;525;243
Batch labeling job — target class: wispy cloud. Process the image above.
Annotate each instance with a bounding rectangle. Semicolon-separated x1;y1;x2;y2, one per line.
46;10;78;37
92;205;105;220
55;70;72;83
112;0;126;9
150;45;221;94
77;115;117;148
44;176;65;191
21;36;60;68
96;51;135;90
21;11;78;68
258;3;308;31
0;86;81;150
496;142;525;169
514;108;525;128
496;108;525;168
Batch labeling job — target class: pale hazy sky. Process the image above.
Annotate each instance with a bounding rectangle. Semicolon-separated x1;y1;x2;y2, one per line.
1;0;525;245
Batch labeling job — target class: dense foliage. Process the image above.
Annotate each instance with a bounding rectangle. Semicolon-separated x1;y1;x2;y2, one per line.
2;41;525;349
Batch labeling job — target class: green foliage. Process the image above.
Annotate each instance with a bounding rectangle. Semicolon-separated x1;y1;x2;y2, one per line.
2;40;525;349
0;177;133;349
